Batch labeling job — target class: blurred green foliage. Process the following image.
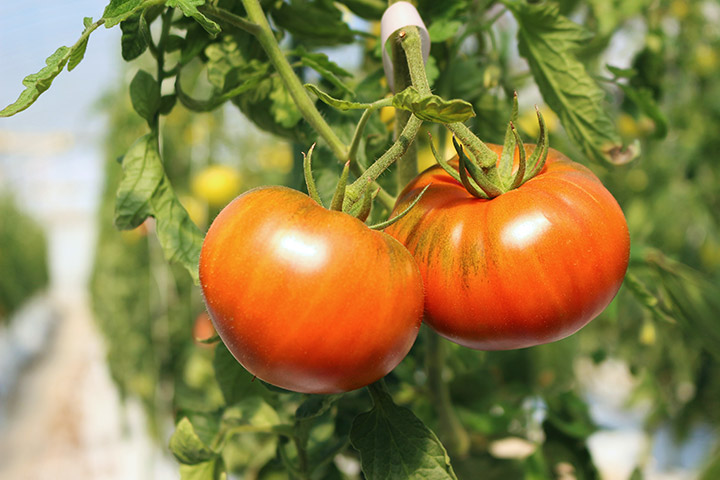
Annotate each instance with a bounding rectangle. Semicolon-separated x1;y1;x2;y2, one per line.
85;0;720;478
0;194;49;322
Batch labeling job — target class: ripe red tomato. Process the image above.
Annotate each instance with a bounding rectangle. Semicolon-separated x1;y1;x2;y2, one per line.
199;186;423;393
385;145;630;350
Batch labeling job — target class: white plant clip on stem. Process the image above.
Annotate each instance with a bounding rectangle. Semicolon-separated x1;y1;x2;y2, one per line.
380;1;431;91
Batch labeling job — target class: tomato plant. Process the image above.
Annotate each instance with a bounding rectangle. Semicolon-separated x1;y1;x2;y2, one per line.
386;144;630;350
199;186;423;394
5;0;720;478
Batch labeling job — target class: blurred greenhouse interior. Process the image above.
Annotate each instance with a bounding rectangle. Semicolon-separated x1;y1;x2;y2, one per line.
2;0;720;479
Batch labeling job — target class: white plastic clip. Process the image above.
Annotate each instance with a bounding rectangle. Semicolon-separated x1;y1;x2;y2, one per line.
380;2;430;92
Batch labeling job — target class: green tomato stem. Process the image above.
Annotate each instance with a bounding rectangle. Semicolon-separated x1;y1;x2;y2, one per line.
198;4;262;35
392;29;418;190
344;114;423;210
240;0;349;162
399;27;431;96
425;332;471;459
367;378;391;406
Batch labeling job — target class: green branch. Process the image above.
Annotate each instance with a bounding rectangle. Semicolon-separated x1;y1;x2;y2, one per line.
240;0;348;162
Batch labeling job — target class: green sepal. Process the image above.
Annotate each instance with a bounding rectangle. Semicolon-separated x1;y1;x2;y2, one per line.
330;161;351;211
370;184;431;230
302;143;323;206
508;123;527;190
428;133;461;183
354;184;376;223
455;137;488;199
523;107;549;183
457;137;504;198
498;92;520;180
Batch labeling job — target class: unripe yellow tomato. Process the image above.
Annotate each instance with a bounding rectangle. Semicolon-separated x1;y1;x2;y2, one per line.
416;136;456;172
258;143;293;174
617;113;640;139
380;106;395;129
191;165;242;208
692;44;718;77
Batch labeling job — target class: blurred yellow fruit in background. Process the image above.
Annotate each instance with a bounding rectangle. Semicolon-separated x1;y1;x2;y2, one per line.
417;135;458;172
179;194;209;229
380;106;395;129
517;105;558;138
258;142;293;174
191;164;242;208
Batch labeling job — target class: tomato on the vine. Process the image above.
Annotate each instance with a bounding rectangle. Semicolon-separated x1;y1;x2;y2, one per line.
199;186;423;394
385;145;630;350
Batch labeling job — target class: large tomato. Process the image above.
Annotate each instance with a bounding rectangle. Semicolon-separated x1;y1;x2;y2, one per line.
199;186;423;393
385;145;630;350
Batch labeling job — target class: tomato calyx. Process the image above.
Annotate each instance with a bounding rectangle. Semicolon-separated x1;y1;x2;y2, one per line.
302;142;430;226
433;93;549;199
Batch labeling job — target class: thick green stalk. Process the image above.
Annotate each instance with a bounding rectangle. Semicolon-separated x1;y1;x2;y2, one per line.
392;29;418;189
400;28;431;96
344;114;422;209
241;0;348;162
399;22;471;461
347;106;396;209
426;333;470;459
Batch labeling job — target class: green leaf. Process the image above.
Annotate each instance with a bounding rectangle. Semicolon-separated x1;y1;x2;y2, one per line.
1;17;102;116
170;417;217;465
68;17;94;71
130;70;161;122
114;134;203;284
392;86;475;123
166;0;221;37
292;47;353;96
506;1;637;165
296;394;342;420
223;397;282;428
271;1;355;45
305;84;372;111
350;384;457;480
159;94;177;114
0;46;69;117
335;0;385;19
618;84;668;139
166;34;186;52
269;77;303;128
120;12;148;61
428;18;462;43
649;252;720;360
176;409;223;447
102;0;154;28
606;64;637;79
179;459;226;480
213;343;268;405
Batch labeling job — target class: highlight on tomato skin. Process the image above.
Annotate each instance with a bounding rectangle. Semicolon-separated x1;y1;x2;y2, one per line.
198;185;424;394
385;144;631;351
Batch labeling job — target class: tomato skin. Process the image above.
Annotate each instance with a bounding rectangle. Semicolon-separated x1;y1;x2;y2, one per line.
385;145;630;350
199;186;423;394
